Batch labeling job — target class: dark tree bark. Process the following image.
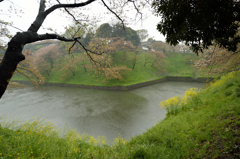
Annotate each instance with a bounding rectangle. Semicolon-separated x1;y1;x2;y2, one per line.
84;67;87;73
0;0;96;98
0;34;25;98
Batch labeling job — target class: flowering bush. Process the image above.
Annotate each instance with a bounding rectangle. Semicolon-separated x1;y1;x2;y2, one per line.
160;88;200;117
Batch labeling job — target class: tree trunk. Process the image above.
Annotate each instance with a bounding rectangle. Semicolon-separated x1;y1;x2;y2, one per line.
132;62;136;69
84;66;87;72
123;52;126;61
0;33;26;98
71;69;75;76
46;70;50;76
0;0;97;98
151;59;156;67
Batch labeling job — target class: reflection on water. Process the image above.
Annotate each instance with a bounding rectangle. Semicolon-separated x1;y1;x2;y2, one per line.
0;81;205;143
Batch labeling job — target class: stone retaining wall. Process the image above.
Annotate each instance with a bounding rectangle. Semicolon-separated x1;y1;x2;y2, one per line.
13;76;214;91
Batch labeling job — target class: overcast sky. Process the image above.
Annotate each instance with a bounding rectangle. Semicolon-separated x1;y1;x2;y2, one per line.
0;0;165;42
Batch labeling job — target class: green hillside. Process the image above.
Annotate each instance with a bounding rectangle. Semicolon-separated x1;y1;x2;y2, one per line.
13;41;201;86
1;69;240;158
165;52;198;77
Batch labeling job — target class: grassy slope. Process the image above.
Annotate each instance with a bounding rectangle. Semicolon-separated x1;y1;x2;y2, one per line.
1;70;240;158
42;52;165;86
51;52;200;85
12;51;200;86
165;52;198;77
128;71;240;158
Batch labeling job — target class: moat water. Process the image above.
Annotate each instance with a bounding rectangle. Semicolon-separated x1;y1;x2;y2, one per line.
0;81;205;143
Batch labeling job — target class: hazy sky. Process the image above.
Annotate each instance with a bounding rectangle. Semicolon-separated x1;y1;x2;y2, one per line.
0;0;165;42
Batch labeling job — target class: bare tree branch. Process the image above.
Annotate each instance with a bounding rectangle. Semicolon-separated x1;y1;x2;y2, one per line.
37;33;81;42
14;32;81;45
76;39;104;55
28;0;97;32
45;0;97;15
68;41;77;54
101;0;125;29
129;0;143;20
56;0;80;24
75;39;103;68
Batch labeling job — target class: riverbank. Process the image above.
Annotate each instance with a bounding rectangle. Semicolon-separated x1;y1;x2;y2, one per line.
1;70;240;158
12;76;214;91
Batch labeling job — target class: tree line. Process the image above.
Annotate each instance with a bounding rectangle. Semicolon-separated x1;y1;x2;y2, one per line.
28;35;166;83
1;0;240;98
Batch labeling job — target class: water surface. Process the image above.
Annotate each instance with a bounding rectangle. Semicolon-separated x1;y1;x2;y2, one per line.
0;81;205;143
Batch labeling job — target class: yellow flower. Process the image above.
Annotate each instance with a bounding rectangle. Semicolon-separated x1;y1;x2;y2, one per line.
101;140;106;145
89;136;96;144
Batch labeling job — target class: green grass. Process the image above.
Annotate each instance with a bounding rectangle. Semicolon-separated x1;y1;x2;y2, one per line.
12;52;200;86
165;52;198;77
2;70;240;158
129;71;240;158
43;52;167;86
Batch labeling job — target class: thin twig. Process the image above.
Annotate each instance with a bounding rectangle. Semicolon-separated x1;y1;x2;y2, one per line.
0;21;24;32
129;0;143;20
76;39;104;69
68;41;77;54
76;39;104;55
56;0;80;24
101;0;125;30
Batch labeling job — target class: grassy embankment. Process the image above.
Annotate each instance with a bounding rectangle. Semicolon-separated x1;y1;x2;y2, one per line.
1;70;240;158
13;52;199;86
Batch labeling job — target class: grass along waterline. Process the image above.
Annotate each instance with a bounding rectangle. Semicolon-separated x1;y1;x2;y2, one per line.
1;70;240;158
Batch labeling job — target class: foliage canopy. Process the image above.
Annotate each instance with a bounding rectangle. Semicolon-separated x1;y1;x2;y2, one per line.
152;0;240;53
95;23;141;46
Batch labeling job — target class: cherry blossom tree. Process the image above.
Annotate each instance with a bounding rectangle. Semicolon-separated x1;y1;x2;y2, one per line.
0;0;151;98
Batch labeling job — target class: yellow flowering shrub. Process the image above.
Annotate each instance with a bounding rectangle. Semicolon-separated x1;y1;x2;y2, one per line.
160;88;200;117
0;116;110;158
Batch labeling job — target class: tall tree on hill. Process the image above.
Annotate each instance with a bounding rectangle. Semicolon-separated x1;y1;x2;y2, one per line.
0;0;150;98
34;44;62;77
137;29;149;42
143;50;166;72
95;23;112;38
127;51;140;69
77;54;90;73
107;37;136;62
112;23;141;46
87;38;132;82
60;56;77;77
95;22;141;46
149;50;166;72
